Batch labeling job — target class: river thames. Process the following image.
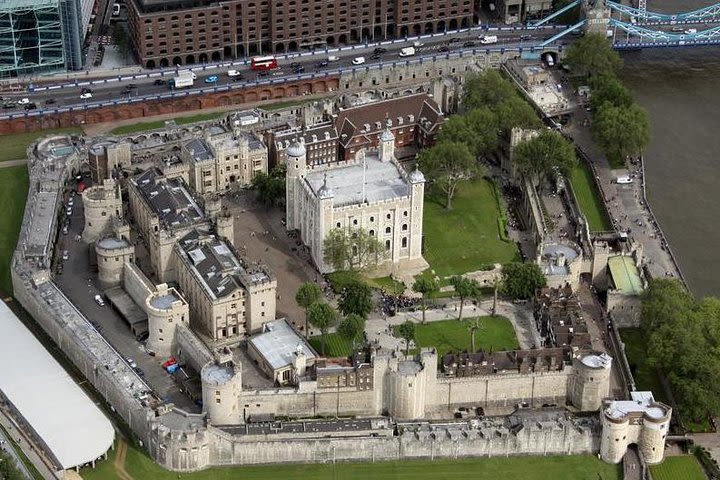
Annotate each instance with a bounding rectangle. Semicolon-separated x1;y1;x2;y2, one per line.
618;0;720;297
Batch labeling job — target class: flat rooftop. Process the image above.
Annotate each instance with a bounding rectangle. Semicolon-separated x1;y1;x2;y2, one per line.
305;155;409;206
132;169;204;228
26;191;58;258
220;418;380;436
605;391;669;421
608;255;644;296
0;300;114;470
149;288;185;310
249;319;316;371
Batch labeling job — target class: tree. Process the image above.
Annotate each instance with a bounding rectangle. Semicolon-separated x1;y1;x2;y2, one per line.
251;165;286;207
418;141;482;210
412;277;439;324
564;32;623;81
338;280;374;318
307;302;337;356
468;317;483;353
0;450;24;480
514;130;578;185
397;320;416;356
338;313;366;350
296;282;322;337
450;276;479;321
501;262;547;300
464;107;501;157
589;76;634;111
463;70;519;112
323;227;386;272
591;102;651;166
494;95;542;132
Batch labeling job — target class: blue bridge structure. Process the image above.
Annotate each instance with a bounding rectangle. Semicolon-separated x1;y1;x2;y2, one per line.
532;0;720;50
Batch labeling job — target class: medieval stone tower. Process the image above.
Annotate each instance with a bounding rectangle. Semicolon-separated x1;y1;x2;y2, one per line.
82;179;123;243
570;352;612;411
201;360;243;425
285;139;307;231
145;283;189;357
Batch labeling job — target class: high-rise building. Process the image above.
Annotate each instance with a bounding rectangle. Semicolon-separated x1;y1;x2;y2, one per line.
0;0;91;77
126;0;475;69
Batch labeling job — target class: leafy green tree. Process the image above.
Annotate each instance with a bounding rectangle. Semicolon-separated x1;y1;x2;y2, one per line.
307;302;337;355
0;448;25;480
338;313;366;350
591;102;651;166
251;165;286;207
338;280;374;318
296;282;323;337
640;278;693;333
397;320;416;356
412;277;439;324
465;107;501;156
514;129;577;185
463;70;519;112
468;317;483;353
564;32;623;81
501;262;547;300
418;141;482;210
323;227;386;272
494;96;542;132
450;276;480;321
589;76;634;111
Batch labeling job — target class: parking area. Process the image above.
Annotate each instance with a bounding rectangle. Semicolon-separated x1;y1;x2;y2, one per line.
54;186;198;411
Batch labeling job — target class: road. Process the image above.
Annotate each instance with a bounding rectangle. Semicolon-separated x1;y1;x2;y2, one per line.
0;27;560;114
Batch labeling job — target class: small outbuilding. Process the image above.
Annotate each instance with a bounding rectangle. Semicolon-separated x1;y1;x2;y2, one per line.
247;318;317;385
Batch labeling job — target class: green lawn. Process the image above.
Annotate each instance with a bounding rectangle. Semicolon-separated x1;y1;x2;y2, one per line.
309;332;353;357
650;455;706;480
0;127;83;162
110;111;227;135
410;316;519;359
0;166;29;296
570;162;613;232
366;276;406;296
327;271;405;296
423;179;519;277
620;328;668;403
84;442;621;480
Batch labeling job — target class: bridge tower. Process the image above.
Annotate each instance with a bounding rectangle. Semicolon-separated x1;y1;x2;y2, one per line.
582;0;612;35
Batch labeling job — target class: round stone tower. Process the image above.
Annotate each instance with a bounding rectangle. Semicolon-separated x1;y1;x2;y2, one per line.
285;139;307;231
640;405;672;464
201;361;242;425
95;237;135;289
145;284;189;357
570;351;612;411
82;179;123;243
600;408;630;464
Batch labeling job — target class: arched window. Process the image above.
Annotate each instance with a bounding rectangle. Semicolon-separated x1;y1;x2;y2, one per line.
385;240;391;250
402;224;408;231
369;229;375;236
385;227;391;234
402;237;408;248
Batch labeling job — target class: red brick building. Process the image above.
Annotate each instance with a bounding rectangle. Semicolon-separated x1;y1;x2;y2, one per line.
333;93;444;161
127;0;475;69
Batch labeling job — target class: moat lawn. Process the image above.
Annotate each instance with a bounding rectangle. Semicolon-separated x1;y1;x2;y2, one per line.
309;332;353;357
650;455;706;480
0;127;83;163
110;111;228;135
422;179;519;277
410;316;519;358
570;162;613;232
84;440;621;480
619;328;667;403
0;165;30;296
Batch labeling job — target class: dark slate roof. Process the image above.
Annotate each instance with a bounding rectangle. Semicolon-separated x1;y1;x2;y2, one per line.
132;169;205;229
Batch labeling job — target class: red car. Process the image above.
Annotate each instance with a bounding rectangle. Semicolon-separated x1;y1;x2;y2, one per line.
162;357;177;368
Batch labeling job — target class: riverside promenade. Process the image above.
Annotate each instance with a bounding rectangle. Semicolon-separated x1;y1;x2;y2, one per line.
564;103;684;286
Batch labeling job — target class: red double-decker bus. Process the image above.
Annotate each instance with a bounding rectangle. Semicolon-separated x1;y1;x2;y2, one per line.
251;56;278;71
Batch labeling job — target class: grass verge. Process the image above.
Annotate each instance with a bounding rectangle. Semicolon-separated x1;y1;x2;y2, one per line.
110;111;227;135
650;455;706;480
84;444;620;480
309;332;353;357
0;166;30;296
423;179;519;277
0;127;83;162
570;161;613;232
409;316;519;359
326;271;404;296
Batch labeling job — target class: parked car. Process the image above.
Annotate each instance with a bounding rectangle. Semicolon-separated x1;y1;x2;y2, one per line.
62;224;69;235
227;69;242;77
62;250;69;260
80;92;93;99
134;367;145;377
352;56;366;65
204;75;219;83
17;98;30;105
94;294;105;306
373;47;387;54
126;357;137;369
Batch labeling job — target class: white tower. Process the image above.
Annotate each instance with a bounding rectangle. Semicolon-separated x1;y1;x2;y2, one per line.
379;128;395;162
285;139;307;231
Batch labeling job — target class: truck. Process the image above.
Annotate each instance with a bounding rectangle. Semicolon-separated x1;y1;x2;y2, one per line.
479;35;498;44
172;71;195;88
399;46;416;57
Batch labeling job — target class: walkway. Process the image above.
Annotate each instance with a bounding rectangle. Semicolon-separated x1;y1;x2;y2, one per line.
0;407;58;479
0;159;28;169
364;299;541;353
0;418;32;480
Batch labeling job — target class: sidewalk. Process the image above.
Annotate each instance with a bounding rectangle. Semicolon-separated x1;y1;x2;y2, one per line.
0;408;59;479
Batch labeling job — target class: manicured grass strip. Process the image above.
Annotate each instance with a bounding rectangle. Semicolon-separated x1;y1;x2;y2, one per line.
570;161;613;232
411;316;519;359
110;111;227;135
309;332;353;357
650;455;706;480
84;441;621;480
0;166;29;296
0;127;83;162
366;276;405;296
423;179;519;277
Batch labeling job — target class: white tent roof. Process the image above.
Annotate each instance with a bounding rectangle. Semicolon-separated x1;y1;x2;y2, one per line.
0;300;114;470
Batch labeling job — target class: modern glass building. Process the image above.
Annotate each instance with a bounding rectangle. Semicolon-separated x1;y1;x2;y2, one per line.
0;0;90;77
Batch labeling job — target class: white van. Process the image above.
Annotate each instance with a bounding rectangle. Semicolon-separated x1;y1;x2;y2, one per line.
616;176;633;184
352;56;366;65
685;28;697;34
479;35;498;44
327;55;339;62
94;294;105;306
399;47;416;57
